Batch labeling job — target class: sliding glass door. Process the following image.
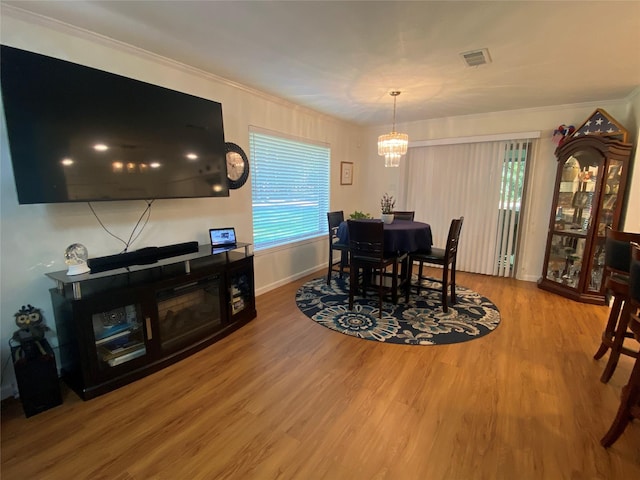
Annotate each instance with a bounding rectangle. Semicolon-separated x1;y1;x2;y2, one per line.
399;137;535;277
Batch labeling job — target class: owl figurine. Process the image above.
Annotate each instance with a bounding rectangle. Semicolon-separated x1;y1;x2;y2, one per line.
12;304;49;361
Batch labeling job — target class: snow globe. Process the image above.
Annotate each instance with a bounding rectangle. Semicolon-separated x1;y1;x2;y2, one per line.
64;243;90;275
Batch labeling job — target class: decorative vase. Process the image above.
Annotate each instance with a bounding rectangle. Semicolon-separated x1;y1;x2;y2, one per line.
562;156;580;182
381;213;394;224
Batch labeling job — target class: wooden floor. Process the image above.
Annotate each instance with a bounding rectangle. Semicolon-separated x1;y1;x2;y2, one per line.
2;269;639;479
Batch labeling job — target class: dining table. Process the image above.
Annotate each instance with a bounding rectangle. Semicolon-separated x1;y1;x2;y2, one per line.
338;219;433;254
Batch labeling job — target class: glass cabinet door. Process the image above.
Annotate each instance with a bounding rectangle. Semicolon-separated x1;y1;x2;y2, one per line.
584;159;625;293
595;160;624;237
156;274;223;354
545;233;587;288
92;303;147;369
545;150;601;290
227;255;257;321
586;237;606;293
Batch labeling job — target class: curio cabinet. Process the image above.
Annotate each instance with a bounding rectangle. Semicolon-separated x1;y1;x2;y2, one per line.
538;109;632;304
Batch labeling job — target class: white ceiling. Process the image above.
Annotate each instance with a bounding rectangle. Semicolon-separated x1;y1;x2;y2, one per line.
3;0;640;126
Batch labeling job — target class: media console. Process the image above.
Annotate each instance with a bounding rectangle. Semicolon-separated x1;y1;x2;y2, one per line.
46;244;256;400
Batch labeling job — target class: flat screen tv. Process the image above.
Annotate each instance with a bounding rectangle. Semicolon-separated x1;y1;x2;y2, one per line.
0;45;229;204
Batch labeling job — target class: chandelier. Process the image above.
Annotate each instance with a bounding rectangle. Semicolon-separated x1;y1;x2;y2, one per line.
378;91;408;167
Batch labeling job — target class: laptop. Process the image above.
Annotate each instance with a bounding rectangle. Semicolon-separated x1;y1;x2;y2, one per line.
209;227;237;253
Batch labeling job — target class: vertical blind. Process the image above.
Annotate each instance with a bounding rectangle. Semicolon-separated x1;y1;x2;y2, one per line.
250;130;330;250
400;138;535;277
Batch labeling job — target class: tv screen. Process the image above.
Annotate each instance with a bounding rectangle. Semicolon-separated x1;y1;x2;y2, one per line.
0;45;229;204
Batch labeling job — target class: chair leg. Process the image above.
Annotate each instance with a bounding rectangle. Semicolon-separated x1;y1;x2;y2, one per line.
378;269;384;318
327;248;332;285
450;259;457;304
416;261;424;295
362;267;369;298
391;262;399;305
405;259;411;303
339;250;348;279
349;263;357;310
601;355;640;447
601;300;632;383
401;256;409;303
441;263;449;313
594;294;624;360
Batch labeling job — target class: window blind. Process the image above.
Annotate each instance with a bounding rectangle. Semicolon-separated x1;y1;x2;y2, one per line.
400;137;535;277
250;131;330;250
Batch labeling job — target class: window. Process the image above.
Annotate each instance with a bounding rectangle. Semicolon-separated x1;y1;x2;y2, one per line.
250;129;330;250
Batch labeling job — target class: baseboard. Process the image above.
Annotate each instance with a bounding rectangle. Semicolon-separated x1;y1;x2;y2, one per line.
255;264;325;297
1;383;19;402
518;274;539;283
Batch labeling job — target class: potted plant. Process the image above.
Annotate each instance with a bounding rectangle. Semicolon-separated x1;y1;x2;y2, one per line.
349;211;372;219
380;193;395;224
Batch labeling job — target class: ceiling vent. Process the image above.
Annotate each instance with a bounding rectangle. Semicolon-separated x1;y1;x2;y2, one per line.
460;48;491;67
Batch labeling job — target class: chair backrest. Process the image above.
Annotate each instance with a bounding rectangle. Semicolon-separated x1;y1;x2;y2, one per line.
392;211;415;221
444;217;464;263
604;227;640;275
327;211;345;242
347;220;384;261
630;242;640;305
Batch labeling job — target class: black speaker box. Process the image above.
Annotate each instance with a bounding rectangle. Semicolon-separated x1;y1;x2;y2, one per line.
87;241;199;273
11;339;63;418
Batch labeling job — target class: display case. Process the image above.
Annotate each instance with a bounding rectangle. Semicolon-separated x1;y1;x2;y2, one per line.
47;244;256;399
538;110;632;304
226;255;256;321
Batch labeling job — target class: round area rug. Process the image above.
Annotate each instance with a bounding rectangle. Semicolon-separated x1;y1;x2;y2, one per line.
296;276;500;345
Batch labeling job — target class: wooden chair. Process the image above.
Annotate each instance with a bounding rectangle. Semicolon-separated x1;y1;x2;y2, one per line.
406;217;464;312
594;228;640;383
392;211;415;221
601;242;640;447
347;220;408;317
326;211;349;284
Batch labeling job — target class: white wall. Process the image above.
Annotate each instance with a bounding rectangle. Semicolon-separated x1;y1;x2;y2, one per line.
0;11;364;398
361;100;638;282
622;89;640;232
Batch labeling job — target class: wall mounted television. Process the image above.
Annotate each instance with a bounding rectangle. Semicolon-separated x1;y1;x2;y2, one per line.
0;45;229;204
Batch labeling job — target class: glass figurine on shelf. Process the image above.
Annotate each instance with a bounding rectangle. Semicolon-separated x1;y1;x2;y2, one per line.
64;243;90;275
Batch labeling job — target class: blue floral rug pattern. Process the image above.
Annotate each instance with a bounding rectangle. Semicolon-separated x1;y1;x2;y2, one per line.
296;276;500;345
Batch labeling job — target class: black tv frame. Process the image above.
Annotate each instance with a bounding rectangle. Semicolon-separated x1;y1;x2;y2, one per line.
1;45;229;204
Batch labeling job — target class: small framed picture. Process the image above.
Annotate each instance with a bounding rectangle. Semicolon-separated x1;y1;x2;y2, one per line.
340;162;353;185
572;191;590;208
557;192;574;208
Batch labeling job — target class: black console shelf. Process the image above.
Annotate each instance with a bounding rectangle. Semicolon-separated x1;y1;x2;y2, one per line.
46;244;256;400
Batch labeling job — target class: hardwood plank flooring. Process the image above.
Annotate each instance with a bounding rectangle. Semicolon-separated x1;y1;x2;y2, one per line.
2;269;639;479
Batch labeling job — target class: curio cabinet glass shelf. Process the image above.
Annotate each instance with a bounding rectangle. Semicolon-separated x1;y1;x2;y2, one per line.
538;109;632;304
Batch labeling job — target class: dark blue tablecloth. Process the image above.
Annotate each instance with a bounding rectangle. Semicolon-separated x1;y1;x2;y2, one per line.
338;219;432;254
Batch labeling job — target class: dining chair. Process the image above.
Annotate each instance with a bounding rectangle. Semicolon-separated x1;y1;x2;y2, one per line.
601;241;640;447
347;220;408;318
392;211;415;221
594;228;640;383
326;211;349;284
406;217;464;312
